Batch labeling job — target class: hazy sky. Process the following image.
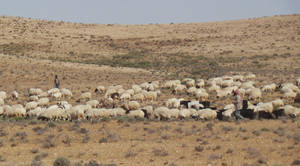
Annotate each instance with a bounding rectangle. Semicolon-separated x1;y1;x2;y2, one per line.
1;0;300;24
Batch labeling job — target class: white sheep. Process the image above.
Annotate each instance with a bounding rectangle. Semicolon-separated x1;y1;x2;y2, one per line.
142;105;154;119
132;85;142;94
123;101;140;111
29;95;39;102
168;108;180;119
262;83;276;93
52;92;62;100
0;91;7;100
70;105;86;120
195;89;209;101
271;99;284;109
0;98;4;106
221;79;233;88
120;92;131;101
113;108;126;116
196;79;205;88
173;84;187;94
241;81;255;90
166;98;183;109
60;88;73;98
11;91;19;100
124;89;135;96
185;79;195;88
25;101;38;111
247;88;262;102
283;91;297;103
296;78;300;87
179;109;192;119
187;87;197;95
0;106;4;115
279;105;300;117
29;88;43;96
233;75;244;82
197;108;217;120
37;98;50;107
47;88;59;95
86;100;99;108
95;85;106;94
163;80;181;89
143;91;158;101
128;109;145;118
38;92;49;98
208;85;221;93
245;73;256;80
188;101;204;110
154;107;171;120
132;93;145;102
27;107;45;118
4;104;26;117
256;102;273;113
80;92;92;101
104;88;117;98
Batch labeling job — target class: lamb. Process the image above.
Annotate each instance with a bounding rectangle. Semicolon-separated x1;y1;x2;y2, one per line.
262;83;276;93
11;91;19;100
86;100;99;108
60;88;73;98
0;91;7;100
128;109;145;118
222;104;235;120
94;85;106;94
29;88;43;96
37;98;50;107
123;101;140;111
25;101;38;111
80;92;92;101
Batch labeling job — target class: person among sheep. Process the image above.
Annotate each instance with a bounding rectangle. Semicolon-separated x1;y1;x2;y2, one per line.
54;75;60;88
233;89;244;120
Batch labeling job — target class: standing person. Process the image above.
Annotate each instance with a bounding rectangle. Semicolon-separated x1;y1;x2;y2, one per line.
233;89;244;120
54;75;60;88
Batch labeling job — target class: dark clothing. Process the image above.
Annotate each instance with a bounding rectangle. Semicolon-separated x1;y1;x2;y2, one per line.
54;78;60;88
234;94;244;120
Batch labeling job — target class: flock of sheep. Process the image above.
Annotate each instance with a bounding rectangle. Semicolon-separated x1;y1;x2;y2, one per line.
0;73;300;121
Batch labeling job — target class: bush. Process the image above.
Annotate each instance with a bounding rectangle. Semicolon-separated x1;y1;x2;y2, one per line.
53;157;71;166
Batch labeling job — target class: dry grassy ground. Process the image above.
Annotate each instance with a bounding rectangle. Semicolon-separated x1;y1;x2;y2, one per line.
0;14;300;165
0;119;299;166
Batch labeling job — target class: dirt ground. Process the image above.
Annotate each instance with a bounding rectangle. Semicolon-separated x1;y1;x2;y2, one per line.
0;14;300;165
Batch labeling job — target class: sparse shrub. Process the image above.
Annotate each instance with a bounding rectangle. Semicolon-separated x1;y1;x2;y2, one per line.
246;147;261;159
222;126;234;132
15;131;27;139
243;136;249;140
213;145;221;151
30;148;39;154
273;127;285;137
161;135;169;140
239;127;247;132
257;158;267;164
206;123;214;131
260;128;270;132
293;132;300;143
0;130;8;137
226;148;233;154
124;149;137;158
0;140;3;147
62;135;71;146
82;134;90;143
0;155;5;162
99;137;108;143
77;128;89;134
195;145;204;152
175;127;183;134
53;157;71;166
292;159;300;165
33;126;47;135
252;130;261;136
46;121;56;128
42;135;55;149
84;160;100;166
152;148;168;157
209;154;220;160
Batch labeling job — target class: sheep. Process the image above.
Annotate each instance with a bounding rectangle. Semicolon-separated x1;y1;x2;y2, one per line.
187;87;197;95
247;88;262;102
179;109;192;119
0;106;4;115
80;92;92;101
25;101;38;111
60;88;73;98
128;109;145;118
141;105;154;119
105;88;117;98
279;105;300;117
123;101;140;111
113;108;126;116
47;88;59;95
130;85;141;94
166;98;183;109
70;105;87;120
197;108;217;120
0;98;4;106
163;80;181;89
154;107;171;120
38;92;49;98
196;79;205;88
95;85;106;94
283;91;297;103
262;83;276;93
0;91;7;100
271;99;284;109
37;98;50;107
132;93;145;102
222;104;235;120
185;79;195;88
208;85;221;93
11;91;19;100
125;89;135;96
86;100;99;108
188;101;204;110
296;78;300;87
216;89;231;99
281;83;299;92
221;79;234;88
140;82;155;91
52;92;62;100
143;91;158;101
173;84;187;94
27;107;45;118
29;88;43;96
152;81;160;89
38;105;63;120
57;101;72;110
233;75;244;82
4;104;26;117
29;95;39;102
120;93;131;101
241;81;255;90
245;73;256;80
168;108;180;119
195;89;209;102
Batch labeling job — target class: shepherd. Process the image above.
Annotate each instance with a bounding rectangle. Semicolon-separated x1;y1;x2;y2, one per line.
54;75;60;88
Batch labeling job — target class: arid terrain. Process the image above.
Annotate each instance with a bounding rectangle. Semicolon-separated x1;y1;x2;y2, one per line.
0;14;300;166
